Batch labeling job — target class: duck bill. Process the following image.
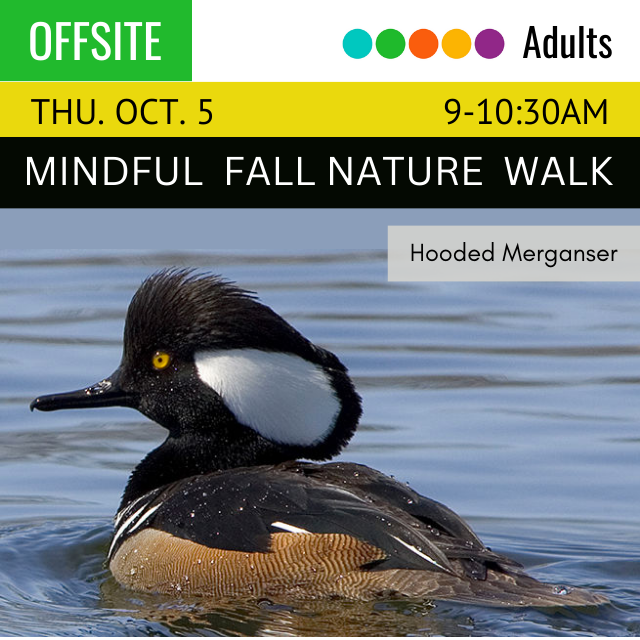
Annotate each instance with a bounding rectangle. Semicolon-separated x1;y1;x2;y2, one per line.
30;370;136;412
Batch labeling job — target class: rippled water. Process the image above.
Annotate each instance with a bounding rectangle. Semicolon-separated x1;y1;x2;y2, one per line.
1;251;639;636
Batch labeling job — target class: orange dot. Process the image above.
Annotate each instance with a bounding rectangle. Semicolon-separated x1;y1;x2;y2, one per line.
409;29;438;59
442;29;471;59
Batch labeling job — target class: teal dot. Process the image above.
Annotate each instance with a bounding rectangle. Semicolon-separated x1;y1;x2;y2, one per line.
343;29;372;59
376;29;405;59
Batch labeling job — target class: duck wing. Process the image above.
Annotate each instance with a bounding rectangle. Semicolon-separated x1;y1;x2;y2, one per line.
127;464;463;575
287;461;522;576
110;463;608;607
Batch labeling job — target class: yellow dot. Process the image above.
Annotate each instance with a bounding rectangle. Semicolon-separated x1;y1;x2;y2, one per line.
442;29;471;59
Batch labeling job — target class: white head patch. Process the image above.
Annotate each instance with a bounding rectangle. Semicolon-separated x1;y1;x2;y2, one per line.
194;349;340;446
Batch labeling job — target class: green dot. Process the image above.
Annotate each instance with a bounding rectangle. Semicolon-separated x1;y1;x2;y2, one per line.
376;29;405;59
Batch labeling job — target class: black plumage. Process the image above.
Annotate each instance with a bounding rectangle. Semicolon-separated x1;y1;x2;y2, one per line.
114;461;512;576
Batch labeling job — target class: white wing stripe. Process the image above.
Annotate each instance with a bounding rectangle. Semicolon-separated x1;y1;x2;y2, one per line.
271;521;312;534
109;502;154;559
127;503;161;535
113;494;147;528
391;535;448;571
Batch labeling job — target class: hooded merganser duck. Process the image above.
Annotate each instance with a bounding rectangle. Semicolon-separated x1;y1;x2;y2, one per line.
30;269;607;607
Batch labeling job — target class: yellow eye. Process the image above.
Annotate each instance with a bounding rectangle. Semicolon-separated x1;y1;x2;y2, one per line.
152;351;171;370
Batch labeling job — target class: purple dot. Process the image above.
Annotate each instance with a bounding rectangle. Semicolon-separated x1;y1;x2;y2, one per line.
475;29;504;59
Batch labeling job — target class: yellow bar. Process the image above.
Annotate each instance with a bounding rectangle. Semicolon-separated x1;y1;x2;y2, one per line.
1;82;636;137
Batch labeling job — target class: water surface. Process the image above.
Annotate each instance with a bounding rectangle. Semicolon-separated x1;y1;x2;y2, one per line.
1;251;639;636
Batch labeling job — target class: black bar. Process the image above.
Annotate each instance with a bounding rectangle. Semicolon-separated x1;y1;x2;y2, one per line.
5;137;636;208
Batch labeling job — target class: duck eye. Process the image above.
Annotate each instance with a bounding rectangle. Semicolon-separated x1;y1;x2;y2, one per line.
151;351;171;370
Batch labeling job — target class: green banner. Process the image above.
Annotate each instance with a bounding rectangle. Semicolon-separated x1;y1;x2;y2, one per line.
0;0;191;81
